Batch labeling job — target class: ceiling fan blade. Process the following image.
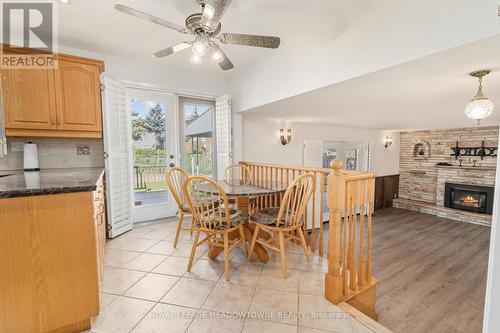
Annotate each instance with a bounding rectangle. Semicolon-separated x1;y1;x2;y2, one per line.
114;4;187;33
219;33;280;49
212;43;234;71
153;42;192;58
200;0;232;32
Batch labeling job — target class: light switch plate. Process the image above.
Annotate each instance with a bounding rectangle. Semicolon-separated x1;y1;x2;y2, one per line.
10;142;24;152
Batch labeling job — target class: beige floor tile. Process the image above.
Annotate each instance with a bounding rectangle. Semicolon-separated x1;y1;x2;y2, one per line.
161;277;216;308
104;249;140;267
350;319;374;333
138;229;175;240
249;288;299;325
91;296;154;332
218;261;263;287
202;283;255;313
299;271;325;296
164;229;197;244
107;237;159;252
122;253;167;272
124;273;180;301
184;258;225;281
187;310;245;333
152;256;190;276
101;267;146;294
144;240;177;255
99;293;118;309
170;242;208;258
298;294;352;332
298;327;332;333
243;319;298;333
258;268;300;292
132;303;196;333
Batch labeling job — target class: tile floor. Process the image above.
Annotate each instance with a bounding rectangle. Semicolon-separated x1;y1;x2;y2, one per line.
88;217;375;333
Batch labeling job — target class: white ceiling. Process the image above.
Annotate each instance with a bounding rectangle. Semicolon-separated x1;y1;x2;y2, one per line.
242;34;500;131
58;0;363;74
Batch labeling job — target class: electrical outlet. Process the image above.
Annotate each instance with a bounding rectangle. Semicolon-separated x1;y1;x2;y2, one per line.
76;145;90;155
10;142;24;152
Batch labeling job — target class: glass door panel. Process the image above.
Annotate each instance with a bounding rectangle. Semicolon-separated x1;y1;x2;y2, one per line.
128;89;178;221
179;97;216;178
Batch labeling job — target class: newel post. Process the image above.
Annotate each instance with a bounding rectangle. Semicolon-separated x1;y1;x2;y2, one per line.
324;160;346;304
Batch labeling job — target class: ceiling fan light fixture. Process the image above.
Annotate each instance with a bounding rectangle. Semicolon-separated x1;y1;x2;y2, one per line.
211;50;222;62
203;5;215;19
465;70;495;125
190;53;202;64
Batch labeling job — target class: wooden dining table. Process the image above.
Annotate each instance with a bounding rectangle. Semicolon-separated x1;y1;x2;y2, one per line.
197;180;287;262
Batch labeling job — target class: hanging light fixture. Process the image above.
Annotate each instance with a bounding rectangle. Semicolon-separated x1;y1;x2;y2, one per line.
465;70;495;125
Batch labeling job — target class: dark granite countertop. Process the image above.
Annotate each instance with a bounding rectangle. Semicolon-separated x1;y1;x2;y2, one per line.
0;168;105;199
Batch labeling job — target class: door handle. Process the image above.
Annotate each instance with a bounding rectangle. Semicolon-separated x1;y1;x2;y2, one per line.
169;155;174;159
169;163;175;167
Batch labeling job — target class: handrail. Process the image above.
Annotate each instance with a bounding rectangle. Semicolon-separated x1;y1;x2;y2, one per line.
240;160;377;311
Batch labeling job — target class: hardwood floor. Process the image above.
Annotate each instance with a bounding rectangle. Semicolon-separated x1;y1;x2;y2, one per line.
370;208;490;333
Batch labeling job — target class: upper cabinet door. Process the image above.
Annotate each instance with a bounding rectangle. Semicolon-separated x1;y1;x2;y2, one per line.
1;69;58;130
55;59;102;133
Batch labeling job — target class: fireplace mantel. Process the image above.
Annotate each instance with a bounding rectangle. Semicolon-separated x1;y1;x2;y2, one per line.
436;165;496;171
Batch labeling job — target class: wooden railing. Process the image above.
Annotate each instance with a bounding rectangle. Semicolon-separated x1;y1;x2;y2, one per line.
133;165;168;190
325;160;376;306
240;160;377;310
240;161;331;257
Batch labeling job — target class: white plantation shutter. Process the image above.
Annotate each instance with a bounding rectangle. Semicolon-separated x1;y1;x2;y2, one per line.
216;94;232;180
102;77;133;238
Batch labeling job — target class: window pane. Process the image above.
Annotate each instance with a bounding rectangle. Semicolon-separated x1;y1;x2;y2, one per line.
131;98;168;206
183;103;214;177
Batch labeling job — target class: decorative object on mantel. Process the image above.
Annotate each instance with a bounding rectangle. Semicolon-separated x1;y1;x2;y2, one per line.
465;69;495;125
450;140;498;160
280;128;292;145
384;136;393;148
459;159;463;166
409;169;426;175
436;162;453;166
413;140;431;160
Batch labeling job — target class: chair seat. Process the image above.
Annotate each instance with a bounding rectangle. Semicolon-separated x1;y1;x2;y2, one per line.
250;207;303;227
208;208;249;230
250;207;281;226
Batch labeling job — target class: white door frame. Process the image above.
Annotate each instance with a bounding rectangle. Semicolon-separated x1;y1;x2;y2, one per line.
126;87;179;223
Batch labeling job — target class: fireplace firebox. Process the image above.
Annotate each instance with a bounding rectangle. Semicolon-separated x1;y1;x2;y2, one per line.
444;183;494;215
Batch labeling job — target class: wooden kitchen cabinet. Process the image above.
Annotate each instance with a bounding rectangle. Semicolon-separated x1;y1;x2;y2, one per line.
93;175;107;283
0;69;58;130
55;58;103;133
1;50;104;138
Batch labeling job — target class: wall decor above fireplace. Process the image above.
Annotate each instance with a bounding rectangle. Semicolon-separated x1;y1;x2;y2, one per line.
450;140;497;160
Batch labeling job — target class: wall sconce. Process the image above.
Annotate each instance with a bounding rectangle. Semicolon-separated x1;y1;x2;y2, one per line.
280;128;292;145
385;136;393;148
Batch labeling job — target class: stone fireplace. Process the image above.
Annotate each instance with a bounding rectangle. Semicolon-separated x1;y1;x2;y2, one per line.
393;126;498;226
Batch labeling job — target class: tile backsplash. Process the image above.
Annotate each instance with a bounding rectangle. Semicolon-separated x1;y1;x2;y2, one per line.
0;137;105;171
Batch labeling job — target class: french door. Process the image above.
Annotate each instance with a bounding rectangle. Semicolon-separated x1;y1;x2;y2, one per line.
127;88;178;222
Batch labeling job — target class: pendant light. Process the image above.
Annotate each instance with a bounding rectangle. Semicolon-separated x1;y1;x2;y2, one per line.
465;70;494;125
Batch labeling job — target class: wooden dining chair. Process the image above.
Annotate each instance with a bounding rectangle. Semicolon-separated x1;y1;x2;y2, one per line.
224;164;252;186
166;167;195;248
248;173;315;278
183;176;248;281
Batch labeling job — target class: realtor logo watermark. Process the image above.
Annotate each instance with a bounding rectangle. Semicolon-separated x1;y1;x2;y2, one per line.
1;0;58;68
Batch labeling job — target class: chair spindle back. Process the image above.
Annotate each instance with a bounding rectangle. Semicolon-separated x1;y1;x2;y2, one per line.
276;173;315;228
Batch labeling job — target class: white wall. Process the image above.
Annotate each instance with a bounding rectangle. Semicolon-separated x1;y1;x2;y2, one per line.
58;45;227;97
242;115;400;177
229;0;499;114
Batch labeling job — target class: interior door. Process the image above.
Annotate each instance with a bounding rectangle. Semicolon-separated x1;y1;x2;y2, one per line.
102;77;133;238
128;88;178;222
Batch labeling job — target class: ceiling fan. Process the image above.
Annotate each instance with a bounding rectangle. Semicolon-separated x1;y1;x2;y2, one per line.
114;0;281;70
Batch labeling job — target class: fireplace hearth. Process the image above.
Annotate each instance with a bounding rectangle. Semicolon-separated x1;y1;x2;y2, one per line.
444;183;494;215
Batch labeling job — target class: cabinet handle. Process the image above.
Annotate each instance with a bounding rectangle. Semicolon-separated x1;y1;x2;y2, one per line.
57;117;61;127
